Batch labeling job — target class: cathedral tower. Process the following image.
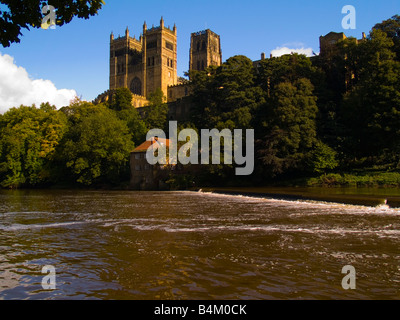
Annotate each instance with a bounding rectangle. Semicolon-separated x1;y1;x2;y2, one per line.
109;18;177;99
189;29;222;75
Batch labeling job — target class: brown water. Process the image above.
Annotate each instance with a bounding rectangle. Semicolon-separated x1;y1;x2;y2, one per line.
0;189;399;300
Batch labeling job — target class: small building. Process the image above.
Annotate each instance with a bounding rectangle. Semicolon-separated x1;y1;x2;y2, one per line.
130;137;172;190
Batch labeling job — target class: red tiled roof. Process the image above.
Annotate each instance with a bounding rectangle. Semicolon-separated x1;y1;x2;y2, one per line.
132;137;171;153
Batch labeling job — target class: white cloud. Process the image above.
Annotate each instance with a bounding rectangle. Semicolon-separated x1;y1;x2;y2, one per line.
0;53;77;114
270;46;314;58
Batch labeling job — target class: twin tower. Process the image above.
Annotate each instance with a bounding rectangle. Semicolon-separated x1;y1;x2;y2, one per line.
109;17;222;106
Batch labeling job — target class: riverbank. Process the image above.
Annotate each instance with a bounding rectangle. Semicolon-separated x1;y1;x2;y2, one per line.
199;186;400;208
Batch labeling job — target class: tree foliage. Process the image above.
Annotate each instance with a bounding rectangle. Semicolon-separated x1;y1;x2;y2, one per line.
1;15;399;188
191;55;265;130
0;103;67;188
0;0;104;47
58;100;134;186
144;88;169;131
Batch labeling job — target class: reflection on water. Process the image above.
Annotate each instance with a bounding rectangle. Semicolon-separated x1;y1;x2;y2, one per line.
0;189;399;300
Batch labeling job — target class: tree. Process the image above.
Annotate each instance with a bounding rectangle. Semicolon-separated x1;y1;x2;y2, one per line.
59;101;134;185
309;141;339;174
257;78;318;176
144;88;168;131
191;55;264;130
373;15;400;60
0;0;104;47
0;103;67;188
340;29;400;160
117;108;148;147
108;88;134;112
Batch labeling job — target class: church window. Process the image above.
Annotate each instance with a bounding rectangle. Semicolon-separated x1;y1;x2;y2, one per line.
147;41;157;49
130;77;142;95
165;41;174;51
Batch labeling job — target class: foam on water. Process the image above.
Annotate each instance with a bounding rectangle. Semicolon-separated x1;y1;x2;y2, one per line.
195;190;400;216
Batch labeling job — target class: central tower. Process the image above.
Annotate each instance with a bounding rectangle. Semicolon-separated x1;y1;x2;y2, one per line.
189;29;222;74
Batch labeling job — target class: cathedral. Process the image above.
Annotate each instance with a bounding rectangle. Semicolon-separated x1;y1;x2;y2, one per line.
95;17;365;115
105;17;222;108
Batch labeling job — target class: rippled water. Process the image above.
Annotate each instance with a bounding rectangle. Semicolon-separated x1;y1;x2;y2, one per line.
0;189;399;300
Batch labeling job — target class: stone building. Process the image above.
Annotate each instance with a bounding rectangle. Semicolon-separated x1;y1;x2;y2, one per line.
109;17;178;107
107;18;223;110
189;29;222;75
130;137;172;190
319;31;366;57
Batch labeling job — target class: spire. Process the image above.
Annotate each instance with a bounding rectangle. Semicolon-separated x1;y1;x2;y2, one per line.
143;21;147;33
125;26;129;38
110;31;114;41
173;23;177;34
160;16;164;28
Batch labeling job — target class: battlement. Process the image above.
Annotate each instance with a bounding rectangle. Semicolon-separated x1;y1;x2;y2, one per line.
191;29;220;39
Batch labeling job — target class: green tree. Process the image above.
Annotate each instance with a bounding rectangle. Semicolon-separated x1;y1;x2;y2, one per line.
340;29;400;161
108;88;134;111
118;108;148;146
0;103;67;188
144;88;168;130
309;141;339;174
0;0;104;47
191;55;264;130
373;15;400;60
106;88;148;146
257;78;318;176
59;101;134;186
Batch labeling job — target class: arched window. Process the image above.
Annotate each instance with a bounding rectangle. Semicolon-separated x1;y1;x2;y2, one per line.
202;41;206;51
201;60;205;70
197;41;200;52
197;61;200;70
130;77;142;95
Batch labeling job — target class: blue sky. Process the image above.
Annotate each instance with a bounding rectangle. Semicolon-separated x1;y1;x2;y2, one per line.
0;0;398;110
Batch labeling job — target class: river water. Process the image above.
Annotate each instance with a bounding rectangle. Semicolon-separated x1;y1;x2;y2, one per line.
0;189;399;300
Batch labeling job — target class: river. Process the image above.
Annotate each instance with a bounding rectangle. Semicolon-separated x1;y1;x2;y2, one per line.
0;189;399;300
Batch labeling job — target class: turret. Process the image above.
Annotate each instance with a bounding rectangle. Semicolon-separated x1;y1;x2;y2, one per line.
143;21;147;34
160;16;164;28
110;32;114;41
125;26;129;38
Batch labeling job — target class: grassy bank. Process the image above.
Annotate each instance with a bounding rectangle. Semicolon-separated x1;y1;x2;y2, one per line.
306;172;400;188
